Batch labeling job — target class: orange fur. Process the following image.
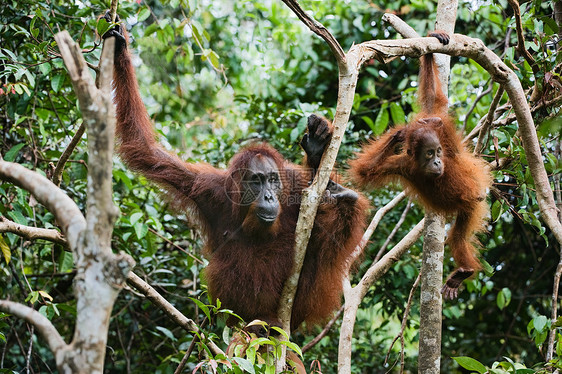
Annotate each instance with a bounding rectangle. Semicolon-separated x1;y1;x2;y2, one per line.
349;31;492;297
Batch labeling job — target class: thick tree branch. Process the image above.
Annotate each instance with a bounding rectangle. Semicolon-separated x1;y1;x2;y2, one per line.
0;216;67;246
0;300;67;355
53;31;135;371
277;0;355;353
338;220;424;373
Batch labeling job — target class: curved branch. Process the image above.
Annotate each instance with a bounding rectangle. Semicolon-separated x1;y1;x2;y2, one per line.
0;217;67;246
507;0;538;74
0;300;67;354
0;160;86;250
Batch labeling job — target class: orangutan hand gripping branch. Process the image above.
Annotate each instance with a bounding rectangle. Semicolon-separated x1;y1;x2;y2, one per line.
102;13;368;331
350;31;492;300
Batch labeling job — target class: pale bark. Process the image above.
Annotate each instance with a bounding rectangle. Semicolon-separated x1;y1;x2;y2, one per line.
0;161;86;249
547;138;562;362
338;221;424;373
0;215;68;246
276;1;353;371
418;214;445;374
0;300;66;355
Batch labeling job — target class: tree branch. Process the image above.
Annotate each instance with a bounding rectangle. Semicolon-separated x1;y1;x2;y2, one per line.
0;160;86;250
126;272;224;356
0;216;67;246
475;86;505;154
506;0;538;75
0;300;67;355
52;122;86;187
281;0;346;66
352;35;562;244
338;220;424;373
54;31;135;371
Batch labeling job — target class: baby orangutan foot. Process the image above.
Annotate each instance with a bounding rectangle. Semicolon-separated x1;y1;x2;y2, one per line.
441;267;474;300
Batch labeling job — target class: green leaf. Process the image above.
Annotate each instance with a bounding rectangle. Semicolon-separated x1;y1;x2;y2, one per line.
129;212;144;226
281;341;302;357
4;143;25;162
137;8;151;22
134;222;148;239
155;326;177;341
452;356;487;373
232;357;255;374
189;297;211;322
491;200;503;222
373;107;389;135
8;210;27;226
208;50;220;69
51;74;64;93
389;102;406;125
497;290;505;310
58;251;74;273
533;315;548;333
0;235;10;264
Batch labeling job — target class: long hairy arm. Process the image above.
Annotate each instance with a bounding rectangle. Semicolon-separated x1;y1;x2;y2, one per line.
103;16;217;198
349;127;408;188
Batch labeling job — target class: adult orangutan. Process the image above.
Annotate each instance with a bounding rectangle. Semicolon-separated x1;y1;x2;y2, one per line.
102;13;368;330
350;31;492;299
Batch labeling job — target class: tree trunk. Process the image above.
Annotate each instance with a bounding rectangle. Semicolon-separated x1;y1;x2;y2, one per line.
418;1;457;373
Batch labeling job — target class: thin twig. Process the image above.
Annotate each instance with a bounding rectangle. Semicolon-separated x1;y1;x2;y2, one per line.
52;122;86;186
110;0;119;23
302;305;344;353
281;0;346;65
474;86;505;154
461;80;492;133
374;199;412;263
351;192;407;263
506;0;538;74
384;273;421;373
174;317;208;374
